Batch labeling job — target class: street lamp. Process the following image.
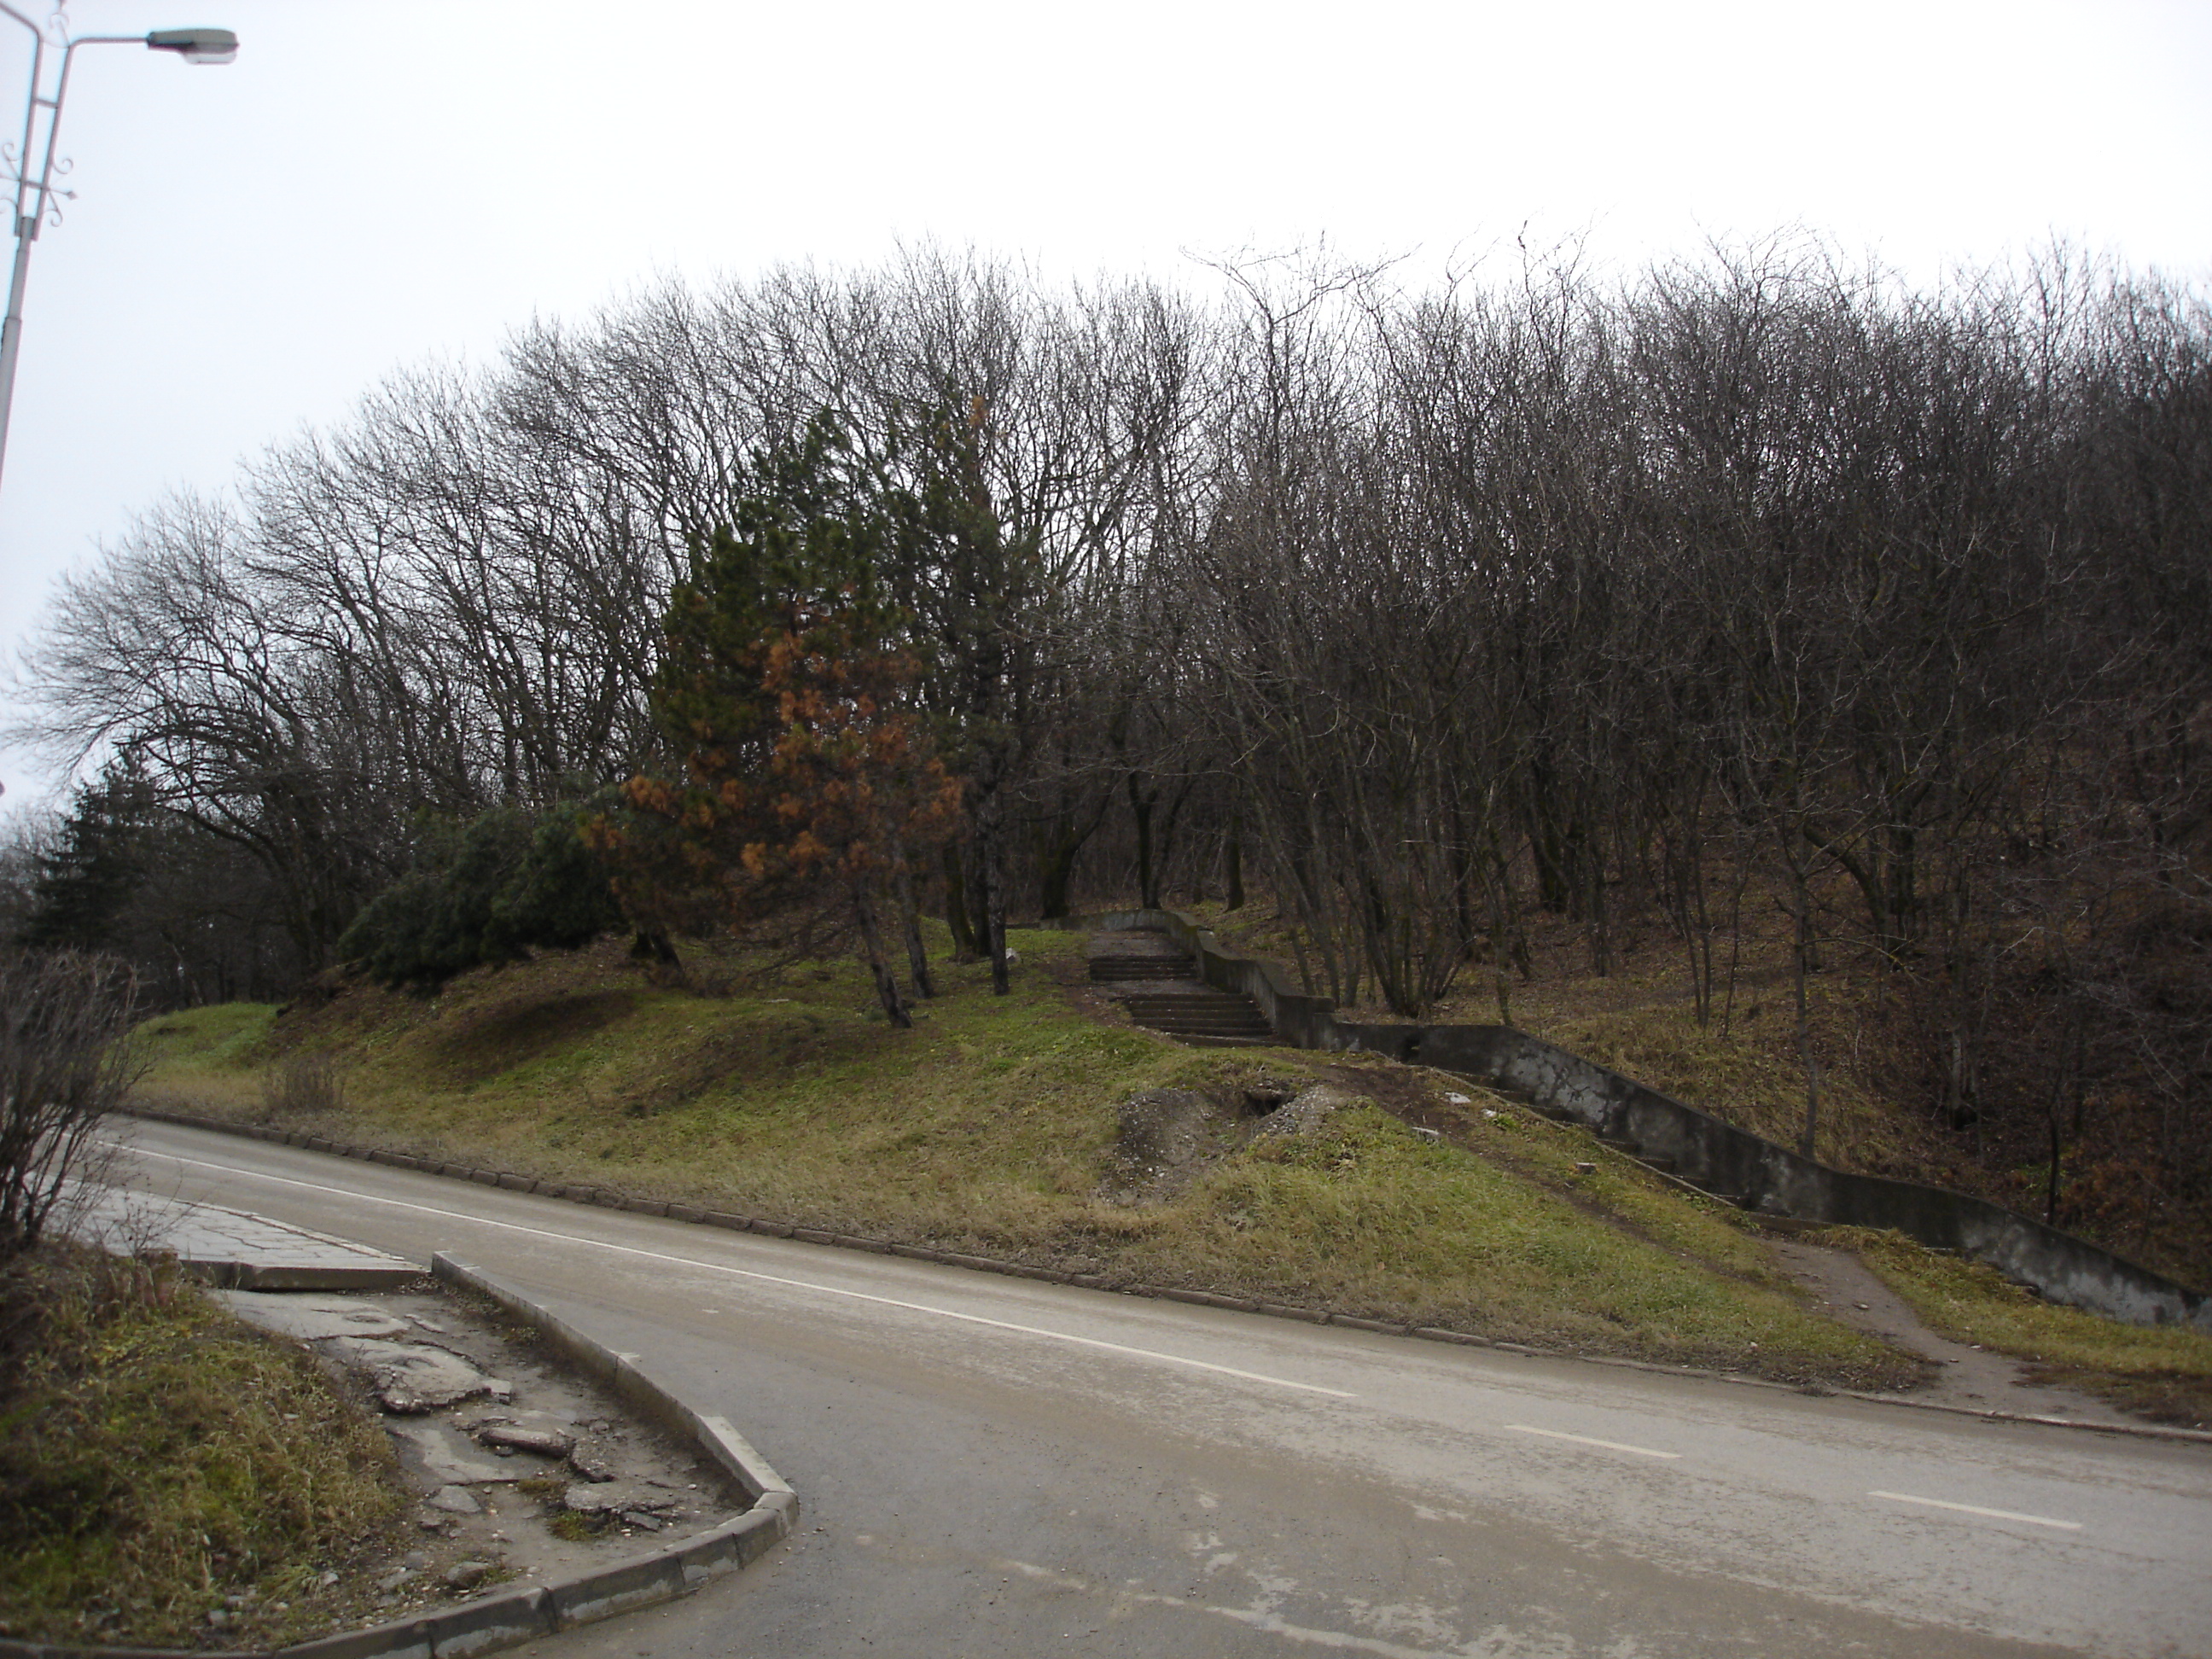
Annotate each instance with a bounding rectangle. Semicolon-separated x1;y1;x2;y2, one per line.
0;4;236;487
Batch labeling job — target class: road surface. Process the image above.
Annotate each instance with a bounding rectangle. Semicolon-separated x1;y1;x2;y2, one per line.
108;1119;2212;1658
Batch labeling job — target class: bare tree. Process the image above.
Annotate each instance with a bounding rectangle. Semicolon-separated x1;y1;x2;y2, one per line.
0;951;145;1257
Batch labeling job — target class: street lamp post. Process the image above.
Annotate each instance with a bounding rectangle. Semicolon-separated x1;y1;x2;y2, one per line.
0;5;236;488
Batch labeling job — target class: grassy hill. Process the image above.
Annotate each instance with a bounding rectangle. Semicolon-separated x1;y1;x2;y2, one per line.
128;923;2212;1414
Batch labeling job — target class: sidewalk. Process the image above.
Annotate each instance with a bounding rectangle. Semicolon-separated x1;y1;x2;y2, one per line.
64;1179;420;1289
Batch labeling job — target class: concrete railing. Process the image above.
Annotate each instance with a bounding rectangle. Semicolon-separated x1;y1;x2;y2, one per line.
1091;908;2212;1334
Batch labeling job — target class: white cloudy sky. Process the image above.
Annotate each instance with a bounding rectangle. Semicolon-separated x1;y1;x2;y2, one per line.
1;0;2208;808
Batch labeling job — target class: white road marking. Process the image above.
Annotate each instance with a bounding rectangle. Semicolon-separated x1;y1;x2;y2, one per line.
1503;1423;1680;1458
117;1146;1358;1400
1869;1491;2082;1530
999;1557;1467;1657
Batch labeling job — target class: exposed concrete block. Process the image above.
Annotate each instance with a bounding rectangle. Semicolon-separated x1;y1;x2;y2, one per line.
278;1615;434;1659
546;1551;686;1628
424;1587;553;1658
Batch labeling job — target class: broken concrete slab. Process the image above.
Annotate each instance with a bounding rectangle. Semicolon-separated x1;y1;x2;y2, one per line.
386;1418;529;1485
216;1289;413;1341
562;1480;680;1516
477;1422;574;1458
329;1336;508;1412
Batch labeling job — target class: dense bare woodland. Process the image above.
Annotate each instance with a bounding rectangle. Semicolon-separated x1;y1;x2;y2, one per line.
8;242;2210;1272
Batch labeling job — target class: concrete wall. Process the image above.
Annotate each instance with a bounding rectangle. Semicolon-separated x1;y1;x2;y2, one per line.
1091;909;2212;1333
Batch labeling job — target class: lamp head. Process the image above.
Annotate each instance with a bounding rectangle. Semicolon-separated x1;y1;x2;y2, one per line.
145;27;238;65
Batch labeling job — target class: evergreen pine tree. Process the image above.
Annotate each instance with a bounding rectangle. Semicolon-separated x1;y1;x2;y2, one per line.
20;765;158;952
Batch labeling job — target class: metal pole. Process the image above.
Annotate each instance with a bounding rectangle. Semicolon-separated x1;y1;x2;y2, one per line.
0;201;38;479
0;14;231;488
0;0;45;486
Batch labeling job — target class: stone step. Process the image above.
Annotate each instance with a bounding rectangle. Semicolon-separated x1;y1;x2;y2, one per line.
1132;1022;1274;1039
1636;1154;1679;1175
1116;993;1257;1011
1117;989;1273;1045
1127;1009;1271;1024
1090;955;1197;981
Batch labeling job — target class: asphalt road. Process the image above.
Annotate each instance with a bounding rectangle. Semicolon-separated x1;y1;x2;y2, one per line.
109;1119;2212;1659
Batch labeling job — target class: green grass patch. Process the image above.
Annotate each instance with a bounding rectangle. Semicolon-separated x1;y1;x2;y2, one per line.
1813;1226;2212;1429
1115;1101;1900;1383
135;927;1922;1386
137;1003;279;1071
0;1243;407;1647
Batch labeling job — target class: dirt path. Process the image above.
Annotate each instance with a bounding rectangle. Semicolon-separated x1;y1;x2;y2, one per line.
1766;1237;2138;1423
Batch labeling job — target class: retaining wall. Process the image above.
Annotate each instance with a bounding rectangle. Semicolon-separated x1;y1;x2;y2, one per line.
1092;908;2212;1333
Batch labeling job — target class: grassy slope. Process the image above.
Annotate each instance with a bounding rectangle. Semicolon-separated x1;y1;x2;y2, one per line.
0;1244;409;1646
1183;899;2212;1423
138;928;1915;1389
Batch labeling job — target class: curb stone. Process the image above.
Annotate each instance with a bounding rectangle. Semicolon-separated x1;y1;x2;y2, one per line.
114;1105;2212;1448
0;1252;796;1659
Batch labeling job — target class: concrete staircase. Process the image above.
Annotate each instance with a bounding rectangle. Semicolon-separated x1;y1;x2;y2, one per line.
1087;929;1276;1048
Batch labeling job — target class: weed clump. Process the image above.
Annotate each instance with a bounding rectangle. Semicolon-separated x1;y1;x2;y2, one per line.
259;1048;346;1120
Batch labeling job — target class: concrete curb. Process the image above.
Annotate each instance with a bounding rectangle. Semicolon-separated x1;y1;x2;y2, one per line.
114;1104;2212;1448
0;1253;797;1659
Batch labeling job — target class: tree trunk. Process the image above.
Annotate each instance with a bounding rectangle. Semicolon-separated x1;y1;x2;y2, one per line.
977;765;1010;996
1034;786;1110;922
853;881;912;1028
1224;806;1246;910
941;842;980;960
1128;772;1159;910
893;837;934;998
984;821;1009;997
1790;874;1822;1161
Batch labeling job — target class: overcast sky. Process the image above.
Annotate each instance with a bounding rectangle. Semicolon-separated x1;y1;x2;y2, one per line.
2;0;2209;811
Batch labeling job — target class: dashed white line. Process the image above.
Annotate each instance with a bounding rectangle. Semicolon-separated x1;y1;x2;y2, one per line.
1869;1491;2082;1530
1503;1423;1680;1458
112;1144;1358;1400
